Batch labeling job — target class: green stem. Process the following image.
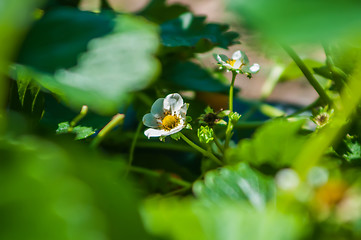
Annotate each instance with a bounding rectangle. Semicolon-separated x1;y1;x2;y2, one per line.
163;186;192;197
91;113;125;148
129;166;191;188
286;98;321;118
69;105;88;131
212;133;224;154
282;44;333;106
229;71;237;113
179;132;223;166
224;71;237;150
125;121;142;177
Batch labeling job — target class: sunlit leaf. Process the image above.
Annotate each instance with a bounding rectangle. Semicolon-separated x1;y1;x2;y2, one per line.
142;198;304;240
17;7;115;73
193;162;275;210
329;39;361;75
17;14;160;114
227;119;308;168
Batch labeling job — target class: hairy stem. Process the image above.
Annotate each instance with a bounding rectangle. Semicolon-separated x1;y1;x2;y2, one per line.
180;132;223;166
213;132;224;154
224;71;238;150
229;71;237;113
130;166;191;188
282;44;332;106
125;121;143;177
91;113;125;148
69;105;88;131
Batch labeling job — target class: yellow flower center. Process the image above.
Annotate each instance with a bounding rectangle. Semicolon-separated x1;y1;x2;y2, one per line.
226;59;236;67
162;115;180;131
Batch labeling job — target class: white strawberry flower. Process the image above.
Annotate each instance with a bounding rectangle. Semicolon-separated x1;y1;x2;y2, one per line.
143;93;188;139
215;50;260;77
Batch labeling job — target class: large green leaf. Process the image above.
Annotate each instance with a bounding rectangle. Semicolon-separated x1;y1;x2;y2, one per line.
18;14;160;114
227;119;308;168
162;61;230;93
0;135;150;240
138;0;190;24
193;162;275;210
161;12;239;52
230;0;361;43
328;39;361;75
142;198;304;240
17;7;115;73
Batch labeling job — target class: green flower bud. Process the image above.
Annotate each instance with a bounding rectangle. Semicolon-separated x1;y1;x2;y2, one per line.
197;126;214;144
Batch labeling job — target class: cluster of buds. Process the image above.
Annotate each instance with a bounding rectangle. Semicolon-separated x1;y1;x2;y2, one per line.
312;106;334;129
198;106;230;127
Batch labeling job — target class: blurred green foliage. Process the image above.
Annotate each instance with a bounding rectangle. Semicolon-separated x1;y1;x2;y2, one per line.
17;12;160;114
193;162;275;210
230;0;361;43
17;7;115;73
0;135;150;240
142;198;304;240
2;0;361;239
227;120;308;168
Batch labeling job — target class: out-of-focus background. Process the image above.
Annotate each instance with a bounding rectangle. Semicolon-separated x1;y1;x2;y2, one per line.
81;0;319;106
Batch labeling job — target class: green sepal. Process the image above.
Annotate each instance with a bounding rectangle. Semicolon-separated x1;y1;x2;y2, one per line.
171;132;181;141
185;123;192;130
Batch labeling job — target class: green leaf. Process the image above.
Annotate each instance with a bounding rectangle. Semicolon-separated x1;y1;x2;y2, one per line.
138;0;190;24
313;65;333;79
56;121;96;140
344;141;361;163
328;39;361;76
227;119;308;168
19;14;160;114
8;65;45;120
193;162;275;210
170;132;181;141
0;135;150;240
279;59;324;82
17;7;115;73
335;135;361;163
161;12;239;52
142;198;304;240
162;61;230;93
229;0;361;43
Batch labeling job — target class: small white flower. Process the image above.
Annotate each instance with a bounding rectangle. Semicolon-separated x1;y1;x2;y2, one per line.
143;93;188;139
215;50;260;77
